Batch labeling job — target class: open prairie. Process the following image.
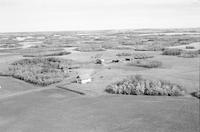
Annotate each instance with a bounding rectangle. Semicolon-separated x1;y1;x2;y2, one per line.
0;29;199;132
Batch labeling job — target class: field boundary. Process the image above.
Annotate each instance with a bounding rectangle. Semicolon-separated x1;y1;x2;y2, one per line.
0;87;55;100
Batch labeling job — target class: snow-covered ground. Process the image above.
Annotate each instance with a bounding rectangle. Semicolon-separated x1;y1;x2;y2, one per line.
168;42;200;51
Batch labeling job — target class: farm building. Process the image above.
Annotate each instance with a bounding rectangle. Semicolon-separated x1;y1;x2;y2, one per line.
125;58;133;61
95;59;104;64
111;59;120;63
76;74;92;84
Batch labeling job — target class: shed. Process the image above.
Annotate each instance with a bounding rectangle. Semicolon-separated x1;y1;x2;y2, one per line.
95;59;104;64
112;59;120;63
125;58;131;61
77;74;92;84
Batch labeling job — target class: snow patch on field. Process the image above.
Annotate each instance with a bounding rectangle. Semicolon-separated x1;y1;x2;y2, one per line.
19;41;42;49
168;42;200;51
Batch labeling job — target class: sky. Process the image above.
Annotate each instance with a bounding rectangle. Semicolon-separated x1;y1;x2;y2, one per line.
0;0;200;32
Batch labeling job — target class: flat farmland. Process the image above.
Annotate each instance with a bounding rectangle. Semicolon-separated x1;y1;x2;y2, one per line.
0;29;199;132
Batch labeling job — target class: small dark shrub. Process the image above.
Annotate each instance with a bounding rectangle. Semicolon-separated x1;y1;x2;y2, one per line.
135;48;149;51
162;48;182;56
105;75;185;96
185;46;195;49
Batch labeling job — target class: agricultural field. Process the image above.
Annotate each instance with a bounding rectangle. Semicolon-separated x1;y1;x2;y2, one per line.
0;28;200;132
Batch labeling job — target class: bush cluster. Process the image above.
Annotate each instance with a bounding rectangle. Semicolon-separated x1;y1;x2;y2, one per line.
116;52;132;56
162;48;182;56
75;46;105;52
134;48;149;51
185;46;195;49
134;45;165;51
129;60;162;68
8;58;72;86
116;52;154;59
192;89;200;99
178;51;198;58
23;51;71;57
132;53;154;59
105;75;185;96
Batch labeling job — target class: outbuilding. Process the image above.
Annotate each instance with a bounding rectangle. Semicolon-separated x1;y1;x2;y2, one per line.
76;74;92;84
112;59;120;63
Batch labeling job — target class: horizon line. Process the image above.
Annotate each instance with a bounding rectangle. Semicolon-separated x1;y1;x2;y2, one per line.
1;27;200;34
